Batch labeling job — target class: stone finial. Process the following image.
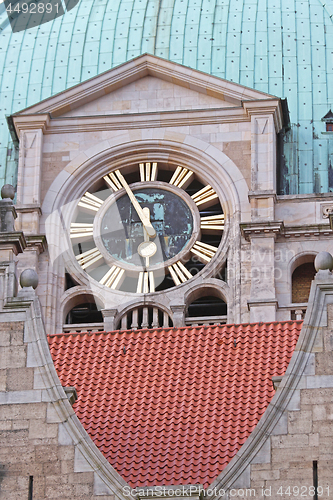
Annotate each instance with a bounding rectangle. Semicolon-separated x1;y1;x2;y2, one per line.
0;184;16;232
1;184;15;200
314;252;333;272
20;269;39;289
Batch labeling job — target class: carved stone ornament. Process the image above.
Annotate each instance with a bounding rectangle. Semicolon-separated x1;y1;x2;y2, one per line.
322;204;333;218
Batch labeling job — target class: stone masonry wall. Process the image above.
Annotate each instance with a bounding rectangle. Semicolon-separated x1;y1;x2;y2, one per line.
210;272;333;500
249;304;333;499
0;300;132;500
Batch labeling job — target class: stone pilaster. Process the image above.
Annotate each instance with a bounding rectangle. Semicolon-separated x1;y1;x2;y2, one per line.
170;304;186;327
102;309;118;332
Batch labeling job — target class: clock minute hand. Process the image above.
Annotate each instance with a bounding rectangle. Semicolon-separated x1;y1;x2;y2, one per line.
115;170;156;238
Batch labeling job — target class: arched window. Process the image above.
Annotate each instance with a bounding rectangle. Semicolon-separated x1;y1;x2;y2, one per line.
292;261;316;304
186;288;227;325
63;294;104;332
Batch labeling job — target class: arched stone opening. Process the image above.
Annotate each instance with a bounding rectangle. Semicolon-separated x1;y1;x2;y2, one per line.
185;286;227;325
117;305;173;330
291;257;316;304
62;292;104;332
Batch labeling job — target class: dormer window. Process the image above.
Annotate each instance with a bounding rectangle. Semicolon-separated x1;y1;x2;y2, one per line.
322;110;333;131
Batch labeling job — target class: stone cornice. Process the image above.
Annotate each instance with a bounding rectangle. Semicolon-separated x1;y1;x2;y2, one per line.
247;298;278;310
243;99;284;133
12;114;50;137
15;204;42;216
241;221;333;241
0;232;27;255
16;107;252;135
281;224;332;239
25;234;47;254
240;221;284;240
248;190;277;201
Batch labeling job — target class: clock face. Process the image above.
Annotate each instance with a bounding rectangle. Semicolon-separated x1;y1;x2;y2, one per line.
70;162;225;294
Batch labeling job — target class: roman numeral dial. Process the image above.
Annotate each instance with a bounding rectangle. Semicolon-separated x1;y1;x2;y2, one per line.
191;185;218;207
70;162;224;294
200;214;224;231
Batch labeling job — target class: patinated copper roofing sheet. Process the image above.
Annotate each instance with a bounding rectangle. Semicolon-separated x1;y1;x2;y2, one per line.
48;321;302;488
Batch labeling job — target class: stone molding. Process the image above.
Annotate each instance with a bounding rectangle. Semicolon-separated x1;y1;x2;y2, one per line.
243;100;284;133
11;114;50;137
241;221;333;241
25;234;47;254
39;108;250;135
13;54;276;118
240;221;284;240
247;298;278;311
0;232;27;256
15;204;42;216
208;271;333;495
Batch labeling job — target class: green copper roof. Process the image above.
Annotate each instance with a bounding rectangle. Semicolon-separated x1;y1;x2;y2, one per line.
1;0;333;194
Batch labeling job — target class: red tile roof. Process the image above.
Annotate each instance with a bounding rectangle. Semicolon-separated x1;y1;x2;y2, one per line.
48;321;302;488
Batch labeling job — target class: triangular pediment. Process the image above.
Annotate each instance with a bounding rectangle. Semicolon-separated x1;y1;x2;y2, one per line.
13;54;277;119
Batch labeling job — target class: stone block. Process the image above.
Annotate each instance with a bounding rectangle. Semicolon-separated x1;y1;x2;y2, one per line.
0;402;47;421
288;410;312;434
0;444;34;464
0;429;28;448
10;328;24;346
316;352;333;375
35;445;59;463
272;446;319;463
74;483;93;496
0;331;10;347
32;475;46;500
57;445;74;462
42;460;61;475
91;496;115;500
29;420;58;440
45;483;74;498
271;433;309;448
68;471;94;484
0;346;27;369
0;369;6;391
313;420;333;436
6;367;34;391
312;404;328;421
61;460;74;475
301;388;333;405
0;420;12;430
12;419;29;430
250;469;280;481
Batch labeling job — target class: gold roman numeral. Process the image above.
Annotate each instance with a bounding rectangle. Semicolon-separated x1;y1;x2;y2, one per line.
78;192;104;212
169;166;194;188
200;214;224;231
70;223;94;239
76;247;103;270
191;185;218;206
99;266;125;289
137;271;155;293
139;162;158;182
103;172;122;191
191;241;218;263
168;261;192;286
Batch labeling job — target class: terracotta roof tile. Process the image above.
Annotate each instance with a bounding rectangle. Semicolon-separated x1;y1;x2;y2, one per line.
48;321;302;488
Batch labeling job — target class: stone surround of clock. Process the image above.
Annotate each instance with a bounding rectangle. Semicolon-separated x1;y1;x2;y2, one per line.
9;54;333;334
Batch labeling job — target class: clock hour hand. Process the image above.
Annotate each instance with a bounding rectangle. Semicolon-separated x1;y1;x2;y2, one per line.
138;207;157;267
115;170;156;238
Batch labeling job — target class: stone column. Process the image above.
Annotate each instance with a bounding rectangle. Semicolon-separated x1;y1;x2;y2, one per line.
170;304;186;327
102;308;118;331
